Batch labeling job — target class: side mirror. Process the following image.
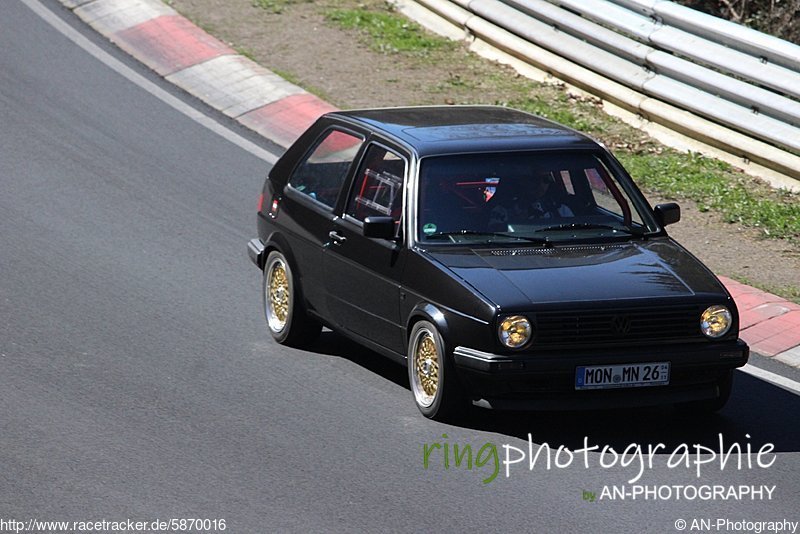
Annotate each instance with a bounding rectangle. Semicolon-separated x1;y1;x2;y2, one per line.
654;203;681;227
363;216;397;239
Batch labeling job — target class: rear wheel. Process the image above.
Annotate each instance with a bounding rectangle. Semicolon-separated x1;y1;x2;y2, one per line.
263;251;321;347
408;320;463;420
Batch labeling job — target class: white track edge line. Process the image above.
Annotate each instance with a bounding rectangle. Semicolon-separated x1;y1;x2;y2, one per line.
741;363;800;395
23;0;279;164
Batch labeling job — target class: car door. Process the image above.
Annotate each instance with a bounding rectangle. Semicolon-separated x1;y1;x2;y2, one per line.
280;126;366;318
323;141;409;356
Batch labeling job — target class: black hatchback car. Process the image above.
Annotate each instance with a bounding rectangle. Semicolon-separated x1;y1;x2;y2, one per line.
248;106;748;420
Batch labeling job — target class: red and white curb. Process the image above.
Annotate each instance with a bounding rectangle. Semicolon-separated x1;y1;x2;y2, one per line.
61;0;336;149
58;0;800;369
720;277;800;368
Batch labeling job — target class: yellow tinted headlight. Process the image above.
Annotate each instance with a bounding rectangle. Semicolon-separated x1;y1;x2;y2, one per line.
498;315;533;349
701;305;732;338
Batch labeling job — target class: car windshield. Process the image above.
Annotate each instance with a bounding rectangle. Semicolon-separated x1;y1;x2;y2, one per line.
417;150;657;244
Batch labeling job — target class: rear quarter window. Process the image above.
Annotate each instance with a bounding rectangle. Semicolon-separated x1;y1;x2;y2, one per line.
288;129;364;208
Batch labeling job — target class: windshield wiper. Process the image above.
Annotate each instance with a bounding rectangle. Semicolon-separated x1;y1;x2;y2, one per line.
533;223;644;236
426;230;551;245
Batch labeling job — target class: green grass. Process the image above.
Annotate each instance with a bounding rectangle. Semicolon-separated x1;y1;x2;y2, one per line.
432;73;477;93
233;46;257;62
618;151;800;239
506;93;800;240
512;93;605;136
319;3;800;241
270;67;302;86
271;67;330;100
317;1;800;242
324;7;455;56
252;0;309;14
737;277;800;305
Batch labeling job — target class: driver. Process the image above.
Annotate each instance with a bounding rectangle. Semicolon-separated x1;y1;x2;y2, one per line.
489;170;573;229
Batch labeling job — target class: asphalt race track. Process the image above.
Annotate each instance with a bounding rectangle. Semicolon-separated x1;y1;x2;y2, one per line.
1;1;799;531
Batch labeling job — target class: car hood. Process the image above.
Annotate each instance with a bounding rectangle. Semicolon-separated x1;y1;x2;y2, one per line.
424;239;727;308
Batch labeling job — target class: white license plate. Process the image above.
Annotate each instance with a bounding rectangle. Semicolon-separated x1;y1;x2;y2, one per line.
575;362;670;390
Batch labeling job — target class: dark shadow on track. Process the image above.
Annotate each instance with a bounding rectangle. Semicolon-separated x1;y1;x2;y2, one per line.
306;330;409;389
306;331;798;452
457;372;799;453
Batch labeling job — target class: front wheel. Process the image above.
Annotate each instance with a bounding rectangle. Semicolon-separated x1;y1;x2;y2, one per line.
408;320;464;420
262;251;321;347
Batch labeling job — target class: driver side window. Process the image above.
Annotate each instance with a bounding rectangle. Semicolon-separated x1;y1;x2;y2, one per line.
346;144;405;229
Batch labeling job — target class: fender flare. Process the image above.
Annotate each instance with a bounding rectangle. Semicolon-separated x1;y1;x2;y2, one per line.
261;232;295;270
405;302;451;351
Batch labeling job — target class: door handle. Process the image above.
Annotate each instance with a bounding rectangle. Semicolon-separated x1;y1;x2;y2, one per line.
329;231;347;245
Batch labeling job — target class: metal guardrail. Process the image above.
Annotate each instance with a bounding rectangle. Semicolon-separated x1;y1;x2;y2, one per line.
401;0;800;185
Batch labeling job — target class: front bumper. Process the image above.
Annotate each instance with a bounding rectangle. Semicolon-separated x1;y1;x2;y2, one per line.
453;339;749;410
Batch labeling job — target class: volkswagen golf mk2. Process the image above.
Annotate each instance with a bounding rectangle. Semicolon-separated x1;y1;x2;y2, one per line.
247;106;749;421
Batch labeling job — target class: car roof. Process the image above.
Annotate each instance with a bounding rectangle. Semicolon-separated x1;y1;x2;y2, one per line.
330;106;600;157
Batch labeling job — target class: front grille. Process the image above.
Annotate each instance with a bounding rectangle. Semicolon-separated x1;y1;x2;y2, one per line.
535;305;703;346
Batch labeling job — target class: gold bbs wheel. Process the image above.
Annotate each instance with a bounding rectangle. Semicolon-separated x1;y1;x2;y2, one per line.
265;255;290;333
411;328;440;407
261;250;322;347
408;319;463;421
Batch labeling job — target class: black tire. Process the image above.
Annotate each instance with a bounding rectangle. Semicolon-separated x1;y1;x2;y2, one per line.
677;370;733;414
262;250;321;347
408;320;464;420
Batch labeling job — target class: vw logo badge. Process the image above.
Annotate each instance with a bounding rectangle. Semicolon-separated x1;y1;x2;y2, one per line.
612;315;632;335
